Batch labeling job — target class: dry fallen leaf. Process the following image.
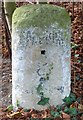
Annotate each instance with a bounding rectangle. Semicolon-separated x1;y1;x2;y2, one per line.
80;115;83;120
0;109;5;118
62;112;70;119
78;104;83;112
70;101;79;108
7;111;22;118
31;113;38;118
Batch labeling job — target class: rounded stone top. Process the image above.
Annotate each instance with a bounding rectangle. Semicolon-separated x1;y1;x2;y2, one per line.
12;4;71;29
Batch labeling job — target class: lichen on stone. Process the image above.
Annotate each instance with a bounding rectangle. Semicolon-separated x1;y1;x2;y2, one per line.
12;4;70;29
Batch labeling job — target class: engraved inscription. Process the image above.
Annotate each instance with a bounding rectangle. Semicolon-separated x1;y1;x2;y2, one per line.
24;29;66;47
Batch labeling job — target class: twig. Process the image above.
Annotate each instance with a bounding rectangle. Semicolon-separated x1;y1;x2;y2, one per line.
27;0;34;4
2;1;12;60
82;1;83;19
71;64;81;72
82;2;83;40
72;1;74;20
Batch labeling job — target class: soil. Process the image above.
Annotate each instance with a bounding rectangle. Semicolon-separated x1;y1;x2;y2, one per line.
0;5;12;107
1;58;12;107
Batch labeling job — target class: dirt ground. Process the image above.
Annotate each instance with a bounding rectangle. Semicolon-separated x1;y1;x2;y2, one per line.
0;3;12;107
1;58;12;106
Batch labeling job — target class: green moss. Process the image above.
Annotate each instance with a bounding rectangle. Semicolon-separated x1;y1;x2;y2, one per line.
12;4;70;29
5;2;16;28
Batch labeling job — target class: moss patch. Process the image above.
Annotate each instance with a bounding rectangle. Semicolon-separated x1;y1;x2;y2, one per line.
12;4;70;29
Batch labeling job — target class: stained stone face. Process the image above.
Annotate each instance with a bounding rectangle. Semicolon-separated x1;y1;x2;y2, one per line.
12;4;71;110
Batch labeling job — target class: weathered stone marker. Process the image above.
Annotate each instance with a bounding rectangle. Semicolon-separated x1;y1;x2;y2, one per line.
12;4;71;110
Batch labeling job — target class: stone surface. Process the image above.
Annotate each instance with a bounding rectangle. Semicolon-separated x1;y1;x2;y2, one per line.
12;4;71;110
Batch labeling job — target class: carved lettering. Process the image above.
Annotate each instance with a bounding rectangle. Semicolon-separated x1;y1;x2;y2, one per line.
26;29;66;47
